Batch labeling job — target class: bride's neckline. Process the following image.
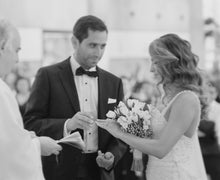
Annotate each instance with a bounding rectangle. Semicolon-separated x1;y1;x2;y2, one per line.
160;90;200;139
162;90;193;105
161;90;197;114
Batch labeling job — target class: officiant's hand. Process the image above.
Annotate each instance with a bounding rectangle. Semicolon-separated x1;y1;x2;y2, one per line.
96;150;114;170
38;136;62;156
66;112;95;131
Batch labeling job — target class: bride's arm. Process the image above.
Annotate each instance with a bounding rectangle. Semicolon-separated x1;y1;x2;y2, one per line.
113;93;199;159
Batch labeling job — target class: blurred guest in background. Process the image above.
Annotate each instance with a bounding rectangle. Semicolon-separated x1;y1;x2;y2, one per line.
15;77;31;117
199;79;220;180
120;75;134;101
131;80;155;104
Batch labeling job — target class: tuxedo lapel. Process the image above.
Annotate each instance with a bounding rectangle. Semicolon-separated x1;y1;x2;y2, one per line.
97;67;108;119
97;67;109;147
58;58;80;113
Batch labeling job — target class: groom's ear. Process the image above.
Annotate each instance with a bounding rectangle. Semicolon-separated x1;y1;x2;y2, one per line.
71;35;79;49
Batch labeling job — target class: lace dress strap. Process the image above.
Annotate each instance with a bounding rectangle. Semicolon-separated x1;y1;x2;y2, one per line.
162;90;199;115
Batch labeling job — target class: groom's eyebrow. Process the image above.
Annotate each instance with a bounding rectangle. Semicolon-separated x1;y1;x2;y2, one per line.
89;42;107;47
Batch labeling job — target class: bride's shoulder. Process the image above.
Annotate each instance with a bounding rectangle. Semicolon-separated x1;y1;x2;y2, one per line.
173;90;200;108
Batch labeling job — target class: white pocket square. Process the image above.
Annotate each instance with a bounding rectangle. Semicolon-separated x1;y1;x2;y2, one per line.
108;98;116;104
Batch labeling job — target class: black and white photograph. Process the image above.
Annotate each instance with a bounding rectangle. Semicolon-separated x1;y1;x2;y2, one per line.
1;0;220;180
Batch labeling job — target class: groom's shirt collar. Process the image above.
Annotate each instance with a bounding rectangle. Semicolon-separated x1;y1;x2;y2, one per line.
70;55;97;75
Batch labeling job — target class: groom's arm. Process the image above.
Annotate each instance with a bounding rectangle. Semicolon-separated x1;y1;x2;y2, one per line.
24;68;67;140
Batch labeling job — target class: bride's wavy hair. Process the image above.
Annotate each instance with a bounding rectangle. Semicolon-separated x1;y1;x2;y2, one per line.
149;34;207;120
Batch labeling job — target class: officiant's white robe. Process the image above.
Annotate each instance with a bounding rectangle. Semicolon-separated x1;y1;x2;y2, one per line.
0;79;44;180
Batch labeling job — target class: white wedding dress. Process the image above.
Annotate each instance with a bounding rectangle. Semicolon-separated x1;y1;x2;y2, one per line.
146;91;207;180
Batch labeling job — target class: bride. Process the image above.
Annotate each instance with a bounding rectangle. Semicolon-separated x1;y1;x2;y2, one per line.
97;34;208;180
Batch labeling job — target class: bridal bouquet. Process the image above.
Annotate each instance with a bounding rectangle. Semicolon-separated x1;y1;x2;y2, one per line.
106;99;154;172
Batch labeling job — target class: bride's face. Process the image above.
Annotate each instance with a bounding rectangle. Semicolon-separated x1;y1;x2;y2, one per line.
150;59;162;83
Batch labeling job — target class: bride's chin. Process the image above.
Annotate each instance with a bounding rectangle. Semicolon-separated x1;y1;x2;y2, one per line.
153;77;160;83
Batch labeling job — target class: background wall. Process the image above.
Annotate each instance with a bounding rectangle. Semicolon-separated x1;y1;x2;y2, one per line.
0;0;87;29
0;0;205;79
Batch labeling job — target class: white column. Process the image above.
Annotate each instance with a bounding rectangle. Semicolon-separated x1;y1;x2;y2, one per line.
189;0;205;68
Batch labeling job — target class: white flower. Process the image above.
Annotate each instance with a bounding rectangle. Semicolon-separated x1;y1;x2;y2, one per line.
131;107;140;114
147;104;153;112
118;101;126;108
132;99;139;105
113;99;154;138
134;101;145;110
126;116;133;124
106;110;116;119
117;116;129;129
127;99;135;108
142;111;151;121
143;118;151;130
138;110;148;119
131;113;138;122
119;106;129;116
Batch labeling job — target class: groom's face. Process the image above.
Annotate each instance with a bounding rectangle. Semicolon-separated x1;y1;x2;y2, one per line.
74;29;107;70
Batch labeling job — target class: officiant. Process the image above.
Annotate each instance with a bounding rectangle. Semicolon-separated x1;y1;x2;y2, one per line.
24;15;127;180
0;19;62;180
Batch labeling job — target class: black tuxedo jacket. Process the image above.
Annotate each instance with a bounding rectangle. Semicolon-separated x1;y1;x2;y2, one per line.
24;57;127;180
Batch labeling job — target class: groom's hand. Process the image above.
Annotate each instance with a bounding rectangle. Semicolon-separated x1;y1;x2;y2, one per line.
66;112;94;131
96;150;114;170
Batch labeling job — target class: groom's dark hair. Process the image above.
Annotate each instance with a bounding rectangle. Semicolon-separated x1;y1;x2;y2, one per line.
73;15;108;43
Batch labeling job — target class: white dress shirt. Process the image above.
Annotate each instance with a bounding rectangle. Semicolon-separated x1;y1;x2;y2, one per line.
0;79;44;180
64;55;98;153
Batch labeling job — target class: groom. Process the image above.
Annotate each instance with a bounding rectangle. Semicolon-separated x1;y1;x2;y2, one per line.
24;15;127;180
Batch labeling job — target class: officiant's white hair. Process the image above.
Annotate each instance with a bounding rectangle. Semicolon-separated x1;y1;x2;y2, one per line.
0;19;17;49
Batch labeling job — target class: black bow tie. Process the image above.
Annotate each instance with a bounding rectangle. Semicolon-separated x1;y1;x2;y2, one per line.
75;67;98;77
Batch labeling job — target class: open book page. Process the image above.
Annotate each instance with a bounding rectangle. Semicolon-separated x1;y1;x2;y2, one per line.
57;131;85;150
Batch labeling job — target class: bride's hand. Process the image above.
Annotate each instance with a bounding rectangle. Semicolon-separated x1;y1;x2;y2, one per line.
96;119;122;138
